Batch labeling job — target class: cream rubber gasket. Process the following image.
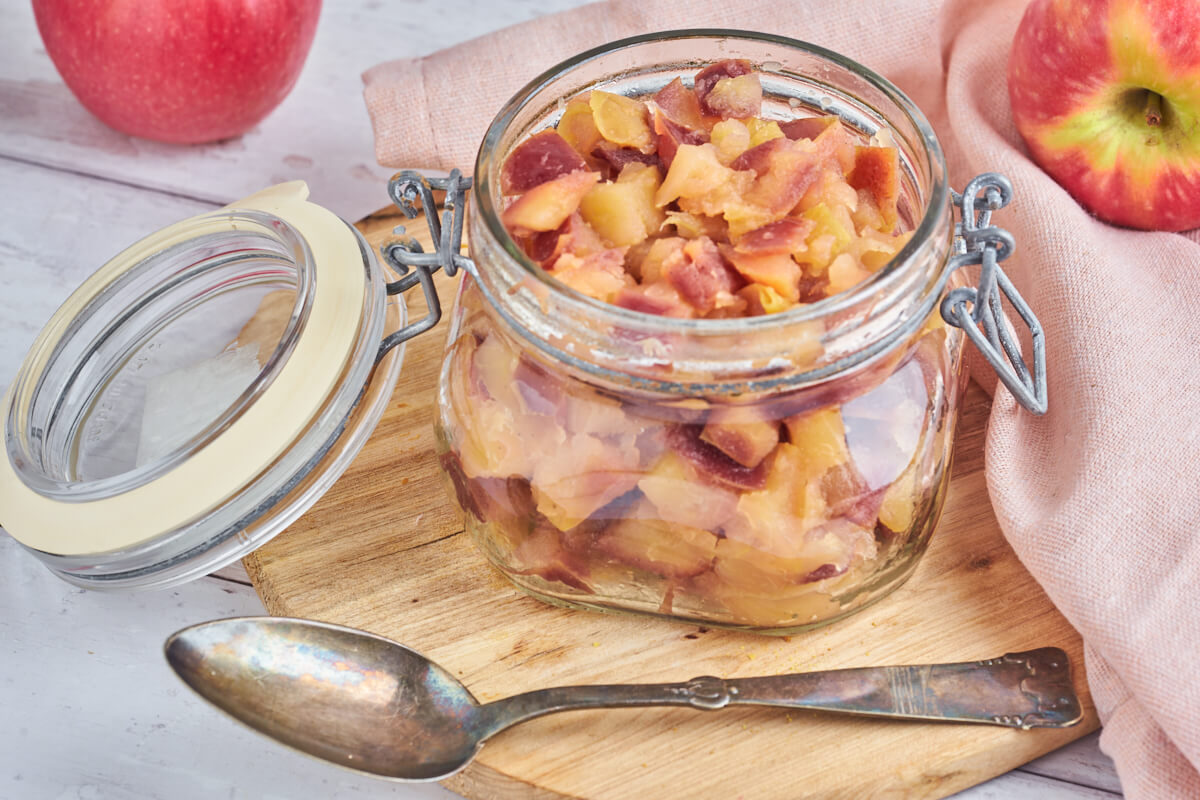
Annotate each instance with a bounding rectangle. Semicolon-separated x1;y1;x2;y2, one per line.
0;182;365;556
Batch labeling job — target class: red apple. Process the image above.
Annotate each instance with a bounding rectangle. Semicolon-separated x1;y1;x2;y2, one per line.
33;0;321;144
1008;0;1200;231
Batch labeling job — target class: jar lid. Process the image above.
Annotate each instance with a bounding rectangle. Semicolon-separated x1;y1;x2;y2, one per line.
0;182;405;589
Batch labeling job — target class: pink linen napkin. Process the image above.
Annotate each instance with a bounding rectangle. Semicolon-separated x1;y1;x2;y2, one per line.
363;2;1200;796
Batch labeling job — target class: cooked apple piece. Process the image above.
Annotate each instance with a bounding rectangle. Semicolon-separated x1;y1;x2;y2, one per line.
780;115;836;141
592;140;660;174
704;74;763;119
734;217;814;255
548;247;634;303
710;119;752;164
708;576;842;627
472;332;526;410
613;283;695;317
520;212;607;266
736;138;822;219
848;145;900;229
812;119;858;175
664;424;770;490
562;387;630;439
512;354;564;419
784;406;851;479
795;168;859;215
746;118;785;147
619;162;669;231
510;520;592;592
580;182;653;247
737;283;792;315
439;453;534;532
877;459;920;533
656;143;749;207
826;252;873;296
502;170;600;235
854;228;911;270
693;59;755;116
598;511;719;580
850;188;886;232
652;77;708;132
458;399;562;480
501;129;589;195
664;236;741;314
589;90;654;153
799;202;854;271
821;461;886;527
700;405;781;468
653;110;707;169
663;210;728;241
558;97;604;159
637;236;686;283
531;432;642;530
579;164;665;248
637;451;738;530
722;246;801;303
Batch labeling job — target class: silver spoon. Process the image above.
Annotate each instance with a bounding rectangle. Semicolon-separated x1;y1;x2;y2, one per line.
164;616;1082;782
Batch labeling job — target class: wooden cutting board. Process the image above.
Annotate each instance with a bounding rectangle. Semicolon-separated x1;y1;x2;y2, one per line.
243;203;1097;800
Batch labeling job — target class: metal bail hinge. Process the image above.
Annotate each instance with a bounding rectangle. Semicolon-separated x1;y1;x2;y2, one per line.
377;169;475;360
942;173;1048;415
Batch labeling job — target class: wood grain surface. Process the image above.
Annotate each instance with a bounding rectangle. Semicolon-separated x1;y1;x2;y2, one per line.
243;204;1099;800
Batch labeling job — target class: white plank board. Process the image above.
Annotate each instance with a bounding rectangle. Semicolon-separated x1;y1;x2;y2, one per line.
1021;733;1122;796
0;0;595;221
951;770;1119;799
0;535;460;800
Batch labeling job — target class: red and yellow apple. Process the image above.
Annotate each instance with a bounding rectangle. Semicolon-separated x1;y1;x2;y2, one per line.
1008;0;1200;231
33;0;321;144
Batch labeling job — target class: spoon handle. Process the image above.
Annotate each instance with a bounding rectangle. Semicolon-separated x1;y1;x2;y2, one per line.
477;647;1080;738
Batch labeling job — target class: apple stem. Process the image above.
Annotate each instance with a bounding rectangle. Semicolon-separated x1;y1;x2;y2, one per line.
1145;91;1163;127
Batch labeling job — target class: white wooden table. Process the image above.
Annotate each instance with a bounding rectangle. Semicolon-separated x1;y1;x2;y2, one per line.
0;1;1122;797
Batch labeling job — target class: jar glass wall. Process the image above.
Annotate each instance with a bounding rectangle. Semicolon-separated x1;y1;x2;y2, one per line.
436;31;966;632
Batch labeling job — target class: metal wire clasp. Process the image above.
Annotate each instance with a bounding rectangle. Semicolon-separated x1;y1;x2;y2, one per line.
942;173;1047;415
376;169;475;360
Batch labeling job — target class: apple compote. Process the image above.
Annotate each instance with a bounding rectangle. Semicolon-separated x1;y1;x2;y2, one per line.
437;36;966;633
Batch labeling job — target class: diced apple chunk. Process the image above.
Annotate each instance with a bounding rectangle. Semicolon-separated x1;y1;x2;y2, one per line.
848;146;900;229
704;74;762;119
598;510;718;580
826;252;873;295
590;90;655;153
723;247;801;303
549;248;634;303
531;432;642;530
693;59;755;116
652;77;707;132
710;119;752;164
738;283;791;315
700;405;781;468
501;129;589;195
784;407;851;479
637;451;738;530
502;170;600;235
557;97;604;159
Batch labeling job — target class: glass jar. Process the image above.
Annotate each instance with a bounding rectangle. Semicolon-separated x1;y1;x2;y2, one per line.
0;183;408;589
431;31;1042;633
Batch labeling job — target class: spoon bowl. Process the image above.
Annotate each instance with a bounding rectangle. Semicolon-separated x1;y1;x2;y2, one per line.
166;616;484;780
166;616;1082;782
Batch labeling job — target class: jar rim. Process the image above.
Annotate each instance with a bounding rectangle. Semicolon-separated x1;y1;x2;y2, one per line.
474;28;950;336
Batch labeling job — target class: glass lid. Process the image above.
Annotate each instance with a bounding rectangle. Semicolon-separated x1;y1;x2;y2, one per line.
0;183;406;589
